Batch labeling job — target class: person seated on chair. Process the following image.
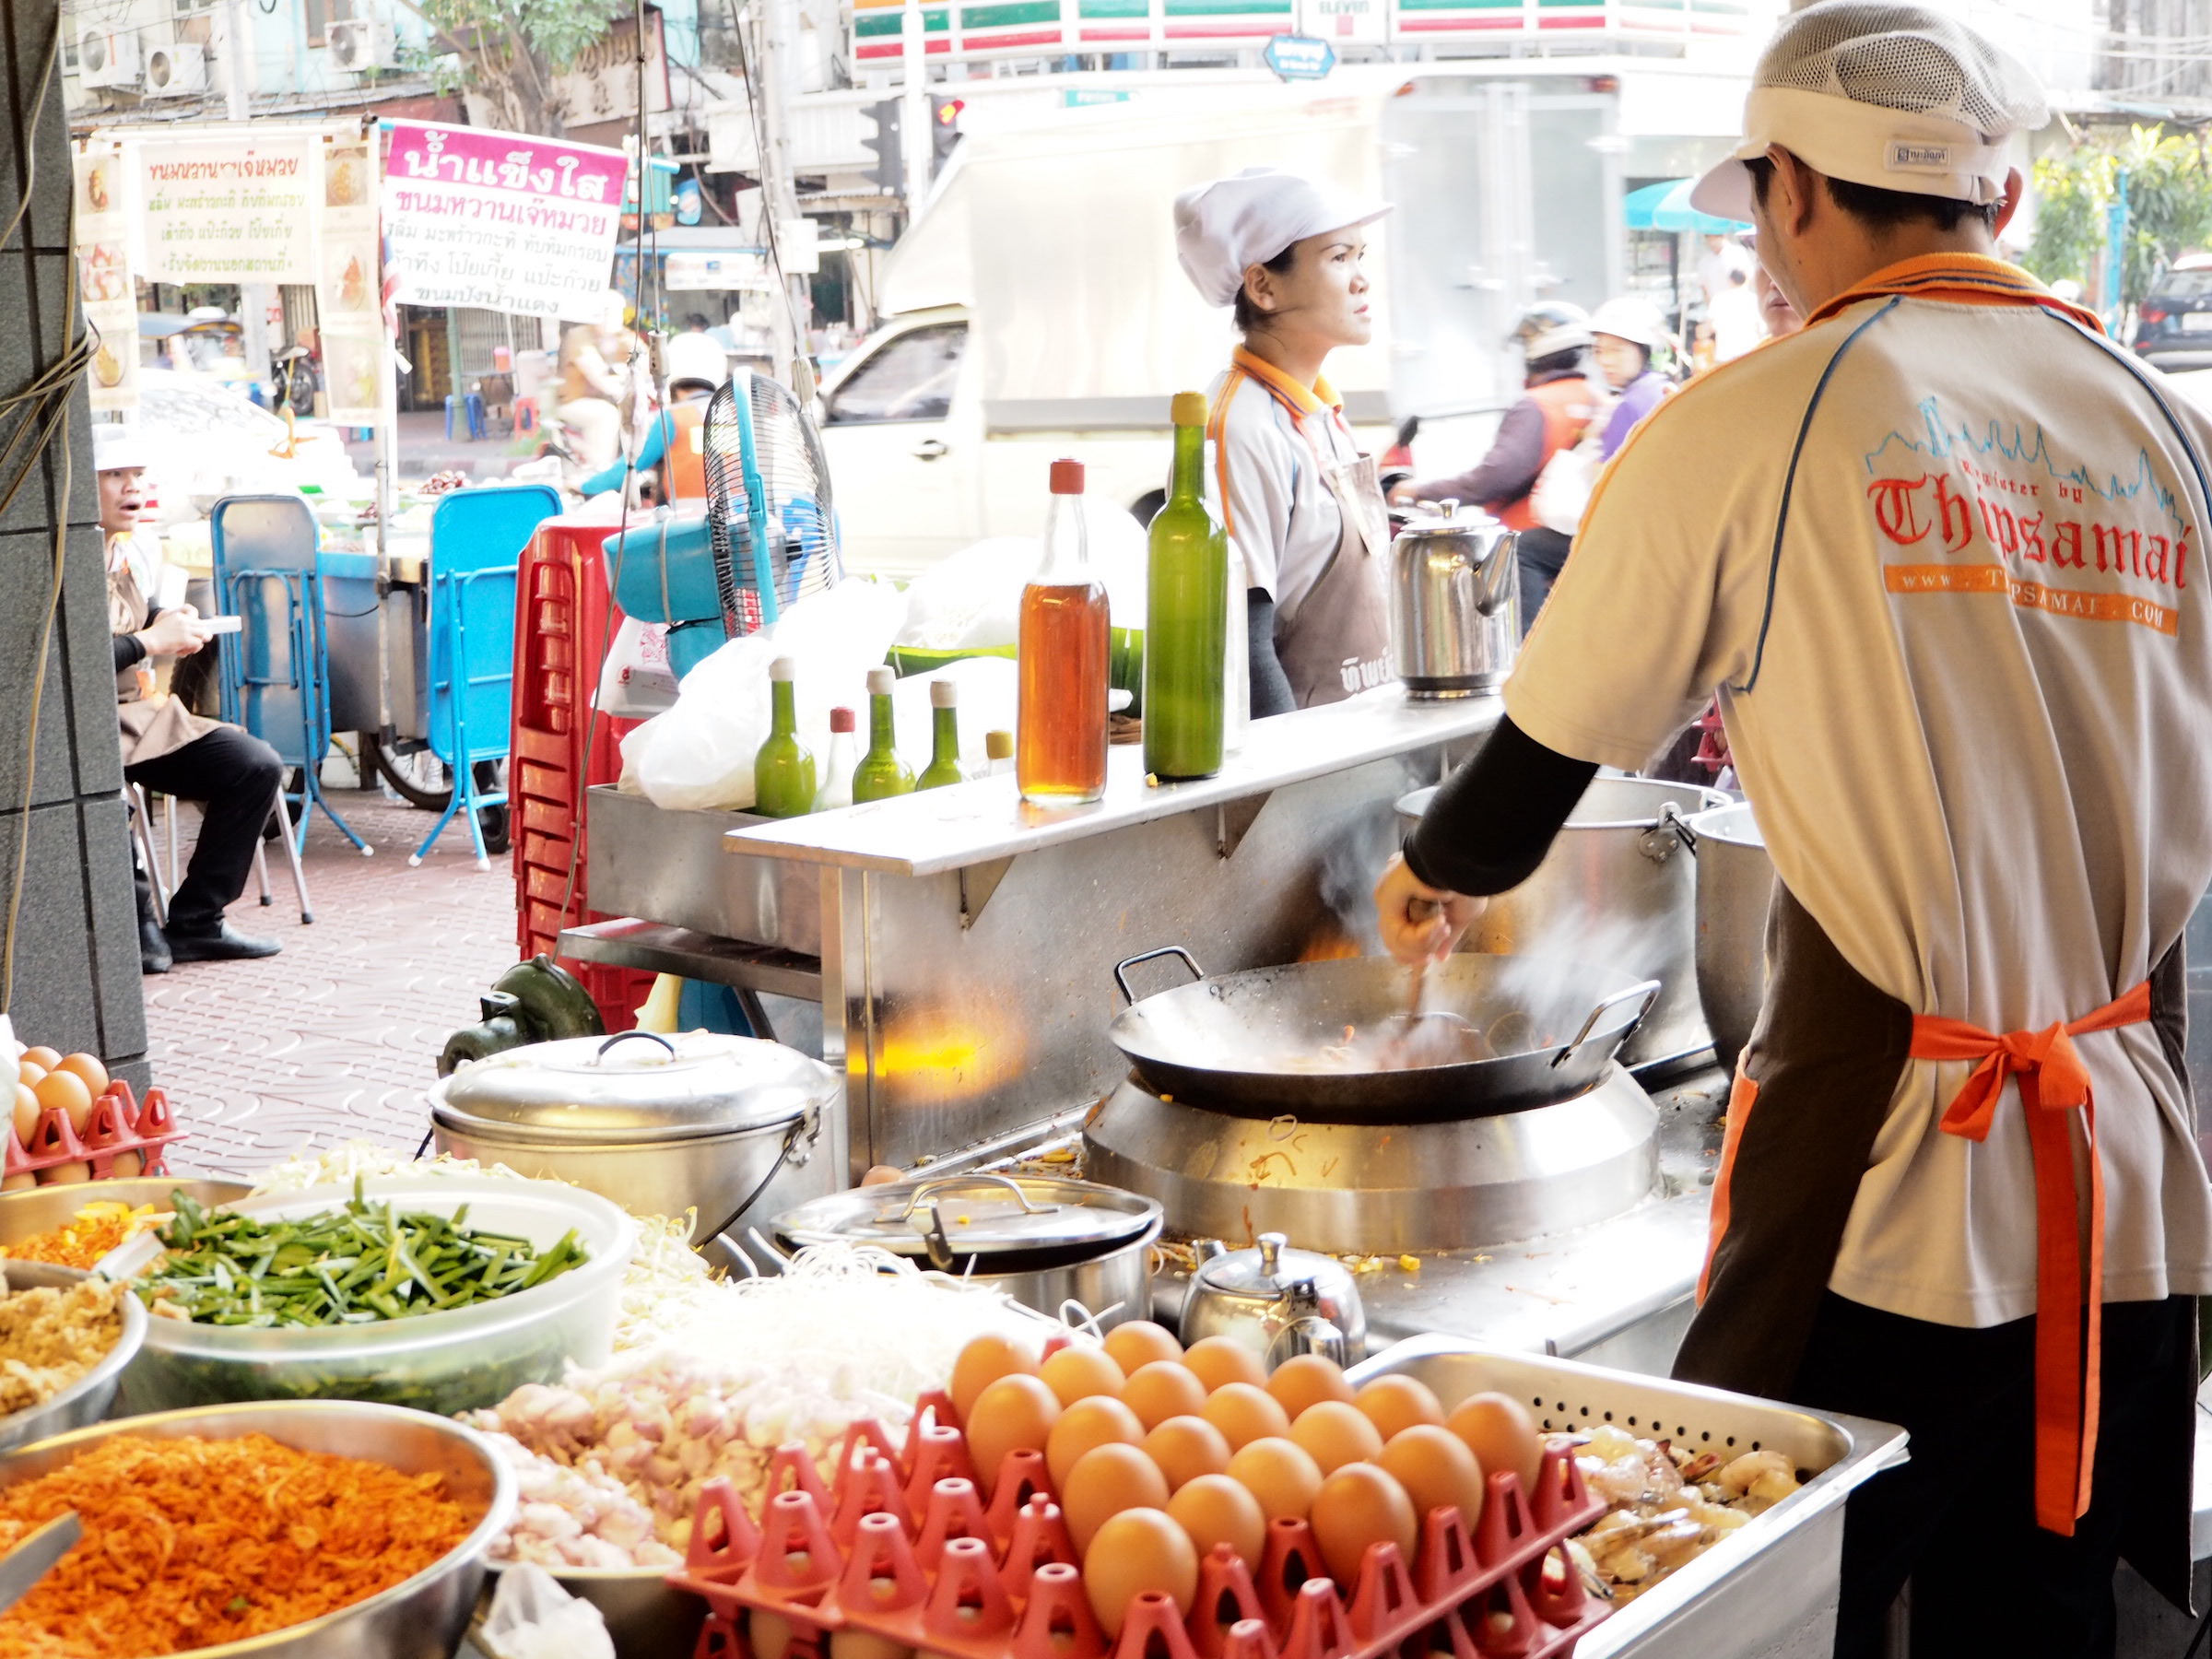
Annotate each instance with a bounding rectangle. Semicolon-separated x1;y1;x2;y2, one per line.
99;425;285;967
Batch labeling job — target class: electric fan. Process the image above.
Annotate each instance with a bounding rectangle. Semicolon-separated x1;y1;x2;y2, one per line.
701;369;842;637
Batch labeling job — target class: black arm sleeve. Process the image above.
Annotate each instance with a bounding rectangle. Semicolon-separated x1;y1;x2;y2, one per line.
1246;589;1296;720
112;629;147;675
1401;715;1598;896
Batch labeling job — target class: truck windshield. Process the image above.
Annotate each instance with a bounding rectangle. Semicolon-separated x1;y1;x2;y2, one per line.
823;324;968;424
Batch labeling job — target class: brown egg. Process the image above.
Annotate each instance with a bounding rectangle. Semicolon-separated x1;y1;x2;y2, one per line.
30;1070;91;1135
1225;1436;1323;1521
952;1333;1038;1422
1200;1382;1291;1451
1122;1360;1209;1430
1102;1320;1183;1373
830;1634;914;1659
1167;1473;1267;1568
1182;1336;1266;1394
1047;1394;1147;1488
1265;1354;1354;1420
1379;1425;1486;1532
1354;1375;1445;1442
1142;1416;1231;1492
1041;1344;1127;1408
1063;1441;1171;1556
751;1611;795;1659
11;1084;38;1144
18;1048;58;1073
1082;1509;1199;1635
1289;1400;1384;1475
1309;1464;1418;1588
54;1054;108;1097
1445;1394;1542;1495
966;1373;1061;1496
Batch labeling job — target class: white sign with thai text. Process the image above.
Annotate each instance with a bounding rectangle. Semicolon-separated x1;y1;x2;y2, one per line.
137;138;317;285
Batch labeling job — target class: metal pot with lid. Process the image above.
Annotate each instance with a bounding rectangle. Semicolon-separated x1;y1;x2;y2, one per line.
429;1030;840;1243
1387;499;1520;699
773;1173;1162;1330
1182;1232;1368;1367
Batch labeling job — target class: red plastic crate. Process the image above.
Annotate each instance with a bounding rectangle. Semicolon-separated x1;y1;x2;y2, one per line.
511;511;657;1030
669;1386;1608;1659
5;1079;182;1183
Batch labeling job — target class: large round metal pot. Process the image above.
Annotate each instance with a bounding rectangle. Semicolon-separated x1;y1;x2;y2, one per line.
1396;776;1725;1071
1687;800;1773;1073
430;1030;841;1243
774;1173;1162;1331
1108;947;1659;1123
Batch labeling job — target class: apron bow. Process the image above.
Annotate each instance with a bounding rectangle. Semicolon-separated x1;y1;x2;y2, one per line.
1912;980;2151;1537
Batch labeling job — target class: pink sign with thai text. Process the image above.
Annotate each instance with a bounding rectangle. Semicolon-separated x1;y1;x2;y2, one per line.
382;121;630;321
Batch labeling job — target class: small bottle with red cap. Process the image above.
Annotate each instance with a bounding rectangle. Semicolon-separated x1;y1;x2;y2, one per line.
1017;459;1111;804
813;704;859;812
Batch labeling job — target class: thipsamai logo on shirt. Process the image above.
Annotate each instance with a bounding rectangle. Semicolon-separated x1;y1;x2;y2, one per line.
1887;140;1956;174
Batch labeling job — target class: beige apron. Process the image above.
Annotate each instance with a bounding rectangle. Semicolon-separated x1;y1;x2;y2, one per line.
1275;451;1394;707
111;561;218;767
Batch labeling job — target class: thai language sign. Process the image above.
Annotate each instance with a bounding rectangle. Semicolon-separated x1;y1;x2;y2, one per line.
382;122;629;322
138;138;317;284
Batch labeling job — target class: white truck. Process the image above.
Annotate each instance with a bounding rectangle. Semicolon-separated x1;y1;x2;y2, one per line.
816;60;1750;579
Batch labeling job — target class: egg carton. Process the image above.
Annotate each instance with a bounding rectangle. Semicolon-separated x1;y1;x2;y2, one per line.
4;1080;182;1182
666;1390;1610;1659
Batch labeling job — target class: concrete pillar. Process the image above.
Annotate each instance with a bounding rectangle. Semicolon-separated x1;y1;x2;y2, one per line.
0;0;149;1087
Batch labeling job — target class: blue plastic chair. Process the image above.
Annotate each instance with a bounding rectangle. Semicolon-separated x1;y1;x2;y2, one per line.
209;495;371;859
411;484;562;868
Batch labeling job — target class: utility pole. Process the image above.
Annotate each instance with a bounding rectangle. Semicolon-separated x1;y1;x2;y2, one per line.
900;0;929;205
218;0;279;403
754;0;813;389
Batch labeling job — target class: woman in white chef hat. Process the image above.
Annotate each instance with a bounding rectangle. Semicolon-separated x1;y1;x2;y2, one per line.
1175;169;1394;712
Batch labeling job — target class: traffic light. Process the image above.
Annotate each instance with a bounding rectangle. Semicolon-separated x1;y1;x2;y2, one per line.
863;99;903;194
930;96;965;175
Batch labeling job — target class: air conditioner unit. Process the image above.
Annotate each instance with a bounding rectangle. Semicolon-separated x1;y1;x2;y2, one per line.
327;18;394;72
79;27;142;88
142;43;208;96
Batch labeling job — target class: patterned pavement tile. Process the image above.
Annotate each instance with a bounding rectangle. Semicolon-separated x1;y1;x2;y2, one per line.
146;788;523;1182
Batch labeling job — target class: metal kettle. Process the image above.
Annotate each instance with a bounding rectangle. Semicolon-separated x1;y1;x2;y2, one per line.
1181;1232;1368;1367
1387;500;1519;699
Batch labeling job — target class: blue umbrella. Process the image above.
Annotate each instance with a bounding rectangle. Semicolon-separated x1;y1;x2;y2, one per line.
1624;178;1749;235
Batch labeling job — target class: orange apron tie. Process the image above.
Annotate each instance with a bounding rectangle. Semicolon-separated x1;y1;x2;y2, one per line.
1910;980;2152;1536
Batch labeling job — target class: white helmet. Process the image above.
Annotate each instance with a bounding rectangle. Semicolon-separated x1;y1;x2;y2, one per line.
663;332;727;394
1510;302;1594;361
1589;298;1669;352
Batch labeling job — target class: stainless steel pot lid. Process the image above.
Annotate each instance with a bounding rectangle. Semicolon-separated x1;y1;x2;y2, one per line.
1393;501;1503;539
774;1173;1162;1260
433;1030;836;1144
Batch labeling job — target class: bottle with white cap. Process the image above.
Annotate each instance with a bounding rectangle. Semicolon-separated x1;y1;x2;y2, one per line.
918;678;968;790
852;665;915;803
814;706;858;812
752;657;817;818
1017;459;1111;804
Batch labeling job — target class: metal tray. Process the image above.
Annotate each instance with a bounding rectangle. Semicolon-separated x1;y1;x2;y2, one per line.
586;786;821;955
1347;1335;1908;1659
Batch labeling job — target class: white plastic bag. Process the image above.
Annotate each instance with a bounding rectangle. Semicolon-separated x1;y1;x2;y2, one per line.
596;615;679;719
893;500;1149;651
629;576;911;812
477;1562;617;1659
887;657;1019;773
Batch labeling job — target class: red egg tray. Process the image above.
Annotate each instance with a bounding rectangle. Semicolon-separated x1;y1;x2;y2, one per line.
667;1388;1609;1659
3;1080;182;1183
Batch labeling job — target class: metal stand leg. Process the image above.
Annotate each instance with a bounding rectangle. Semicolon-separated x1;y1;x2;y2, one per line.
129;786;168;927
253;839;272;906
273;782;313;924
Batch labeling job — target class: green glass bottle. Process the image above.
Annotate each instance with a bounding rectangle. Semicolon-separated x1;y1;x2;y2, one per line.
851;665;915;803
1143;392;1230;781
753;656;818;818
918;678;967;790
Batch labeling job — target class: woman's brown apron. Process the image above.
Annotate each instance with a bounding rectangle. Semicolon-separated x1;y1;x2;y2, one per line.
1679;883;2196;1599
110;560;218;767
1274;450;1393;708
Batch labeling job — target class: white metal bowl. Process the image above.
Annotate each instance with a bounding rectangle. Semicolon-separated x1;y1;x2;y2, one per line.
0;1262;146;1453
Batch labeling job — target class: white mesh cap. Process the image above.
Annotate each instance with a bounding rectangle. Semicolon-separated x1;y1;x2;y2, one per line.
1690;0;2049;221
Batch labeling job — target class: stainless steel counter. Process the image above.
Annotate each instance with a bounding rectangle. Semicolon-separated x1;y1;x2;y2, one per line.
582;688;1500;1178
721;688;1502;877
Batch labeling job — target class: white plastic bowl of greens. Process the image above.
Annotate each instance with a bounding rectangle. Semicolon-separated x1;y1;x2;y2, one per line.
102;1175;638;1417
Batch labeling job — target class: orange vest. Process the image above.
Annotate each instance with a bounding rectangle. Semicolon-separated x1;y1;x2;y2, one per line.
1497;376;1599;532
665;402;708;503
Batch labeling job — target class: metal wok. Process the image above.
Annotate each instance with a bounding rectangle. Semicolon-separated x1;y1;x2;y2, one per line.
1108;947;1660;1123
